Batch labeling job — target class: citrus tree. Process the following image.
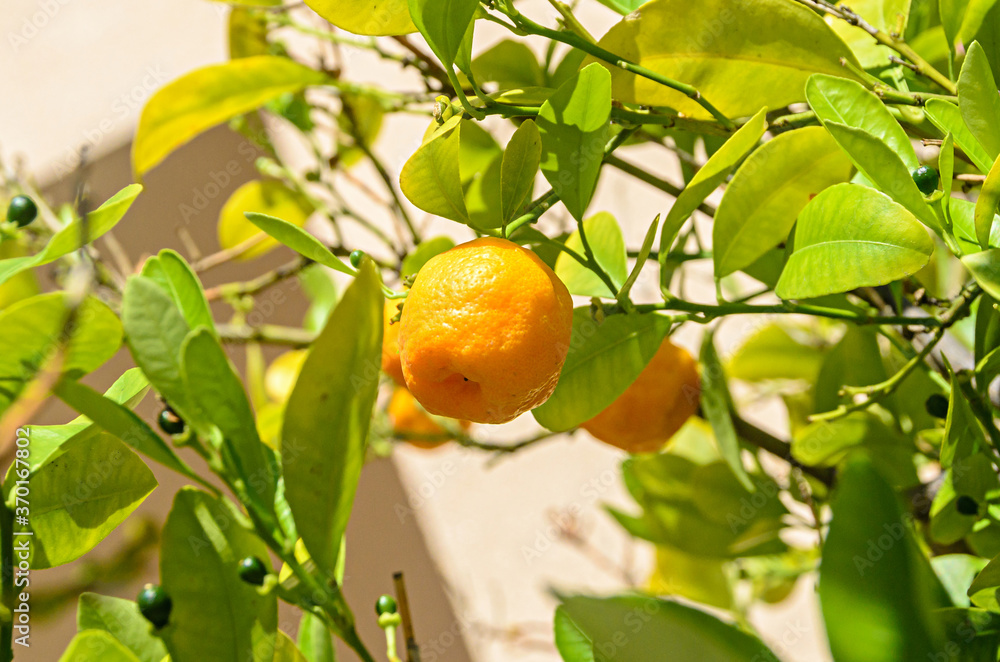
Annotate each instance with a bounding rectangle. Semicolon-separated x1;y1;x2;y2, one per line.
3;0;1000;659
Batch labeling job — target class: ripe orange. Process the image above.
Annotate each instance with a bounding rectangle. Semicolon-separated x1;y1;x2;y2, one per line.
382;298;406;386
388;387;469;449
398;237;574;424
581;337;700;453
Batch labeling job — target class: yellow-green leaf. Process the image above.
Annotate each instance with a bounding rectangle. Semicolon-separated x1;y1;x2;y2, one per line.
400;116;470;223
304;0;414;35
975;156;1000;248
219;180;313;260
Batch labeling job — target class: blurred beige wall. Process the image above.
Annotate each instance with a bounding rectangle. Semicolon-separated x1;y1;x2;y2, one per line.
3;1;831;660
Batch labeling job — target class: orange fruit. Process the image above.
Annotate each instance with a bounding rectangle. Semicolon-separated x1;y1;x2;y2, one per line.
388;387;469;449
398;237;573;424
581;337;700;453
382;298;406;386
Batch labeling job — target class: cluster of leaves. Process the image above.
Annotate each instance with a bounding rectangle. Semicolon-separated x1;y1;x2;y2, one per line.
3;0;1000;660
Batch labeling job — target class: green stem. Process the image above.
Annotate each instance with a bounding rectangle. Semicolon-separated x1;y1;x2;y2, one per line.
731;416;835;486
635;299;943;327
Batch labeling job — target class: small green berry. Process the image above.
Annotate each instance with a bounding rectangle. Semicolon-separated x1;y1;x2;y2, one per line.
350;250;364;268
238;556;268;586
137;584;172;629
957;495;979;516
925;393;949;419
158;407;185;435
7;196;37;228
912;166;938;195
375;594;398;616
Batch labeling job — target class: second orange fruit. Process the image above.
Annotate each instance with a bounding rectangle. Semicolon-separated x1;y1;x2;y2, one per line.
398;237;574;424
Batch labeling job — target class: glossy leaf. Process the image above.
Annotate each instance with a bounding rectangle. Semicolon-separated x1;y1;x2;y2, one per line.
700;331;753;490
558;594;776;660
0;293;122;415
78;593;168;662
963;249;1000;300
554;212;628;298
820;457;947;662
282;260;382;577
53;378;199;482
941;0;1000;51
133;57;329;176
925;99;995;174
662;107;768;258
976;156;1000;248
959;41;1000;160
500;119;541;225
976;294;1000;365
727;324;826;382
28;433;155;569
141;250;215;334
401;237;455;279
472;40;545;89
159;489;276;662
181;328;276;514
532;310;673;432
713;126;853;277
825;0;910;67
930;452;996;544
941;373;983;468
304;0;414;36
0;184;142;288
400;117;470;224
806;74;919;170
536;64;612;221
589;0;860;119
407;0;478;67
245;212;354;275
59;631;141;662
553;607;594;662
297;611;335;662
775;184;934;300
822;121;938;229
218;180;313;260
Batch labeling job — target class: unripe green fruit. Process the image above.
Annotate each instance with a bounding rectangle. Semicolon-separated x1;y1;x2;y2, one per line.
956;495;979;516
238;556;268;586
158;407;185;435
350;250;364;268
137;584;172;629
924;393;949;419
912;166;938;195
7;196;37;228
375;594;397;616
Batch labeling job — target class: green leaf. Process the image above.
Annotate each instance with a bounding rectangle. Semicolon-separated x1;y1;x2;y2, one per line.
700;331;753;491
963;249;1000;300
808;75;919;169
299;265;339;333
942;373;984;468
925;99;995;174
400;117;470;224
713;126;854;277
78;593;169;662
274;632;310;662
303;0;414;36
662;107;768;259
940;132;955;201
967;549;1000;611
589;0;861;119
500;119;541;225
932;555;989;608
282;260;382;577
959;42;1000;161
0;293;122;415
820;456;947;662
133;57;329;177
297;611;336;662
402;237;455;279
554;212;628;298
592;0;644;13
28;433;156;568
532;310;673;431
617;214;659;306
0;184;142;288
245;212;354;276
536;63;612;221
558;594;777;660
53;378;199;482
775;184;935;299
159;489;276;662
727;324;826;382
218;181;314;261
122;277;199;425
825;0;911;67
951;197;1000;253
59;631;141;662
553;607;594;662
822;121;939;229
976;294;1000;365
942;0;1000;51
407;0;478;68
930;453;997;544
181;328;276;514
472;40;545;89
975;156;1000;248
141;250;215;334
